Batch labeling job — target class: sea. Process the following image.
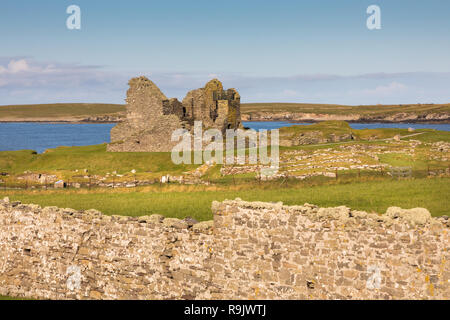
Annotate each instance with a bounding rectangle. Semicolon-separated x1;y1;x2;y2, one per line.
0;121;449;154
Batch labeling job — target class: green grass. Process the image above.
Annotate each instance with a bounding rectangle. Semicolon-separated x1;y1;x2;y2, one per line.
0;123;448;183
0;295;30;300
0;144;198;176
0;103;125;120
378;153;420;168
0;122;448;220
403;129;450;143
279;120;353;134
279;121;450;144
242;102;450;116
2;178;448;220
0;122;396;175
353;128;410;140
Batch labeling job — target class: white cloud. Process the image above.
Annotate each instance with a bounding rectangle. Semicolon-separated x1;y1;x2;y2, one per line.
282;89;299;97
364;82;408;95
0;57;128;104
7;59;30;73
0;57;449;105
359;82;408;96
0;59;33;74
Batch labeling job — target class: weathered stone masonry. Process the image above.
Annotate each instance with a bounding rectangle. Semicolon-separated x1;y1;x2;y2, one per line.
107;77;242;152
0;197;448;300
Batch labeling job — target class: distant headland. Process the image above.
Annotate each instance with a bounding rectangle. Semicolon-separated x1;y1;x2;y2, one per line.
0;102;449;124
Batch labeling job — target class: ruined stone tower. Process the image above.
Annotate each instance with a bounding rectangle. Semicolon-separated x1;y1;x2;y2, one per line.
107;76;242;152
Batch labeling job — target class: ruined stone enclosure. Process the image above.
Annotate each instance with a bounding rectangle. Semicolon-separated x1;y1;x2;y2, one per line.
107;77;242;152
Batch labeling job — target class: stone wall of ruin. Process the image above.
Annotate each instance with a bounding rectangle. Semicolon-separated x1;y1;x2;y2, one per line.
108;77;185;152
0;197;448;300
107;76;242;152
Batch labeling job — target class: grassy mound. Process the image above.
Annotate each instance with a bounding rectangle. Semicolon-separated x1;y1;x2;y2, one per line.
280;120;450;143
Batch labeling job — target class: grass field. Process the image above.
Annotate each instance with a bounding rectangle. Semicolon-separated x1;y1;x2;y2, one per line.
0;121;448;220
0;103;124;120
0;144;199;177
2;178;449;220
0;295;30;300
0;122;448;190
241;102;450;116
0;122;448;175
279;120;354;135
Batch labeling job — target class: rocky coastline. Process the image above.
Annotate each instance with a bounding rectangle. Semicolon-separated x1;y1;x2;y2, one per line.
0;114;125;124
241;112;450;124
1;111;449;124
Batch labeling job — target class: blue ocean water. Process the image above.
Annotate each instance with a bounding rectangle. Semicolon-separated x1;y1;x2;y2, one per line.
243;121;450;132
0;123;115;153
0;122;449;153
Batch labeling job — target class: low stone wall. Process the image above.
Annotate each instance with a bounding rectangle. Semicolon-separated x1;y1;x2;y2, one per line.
0;197;448;300
0;199;214;300
212;201;449;299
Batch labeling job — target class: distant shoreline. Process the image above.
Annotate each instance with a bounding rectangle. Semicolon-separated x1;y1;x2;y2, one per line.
1;119;450;124
0;102;449;124
242;119;450;124
0;120;119;124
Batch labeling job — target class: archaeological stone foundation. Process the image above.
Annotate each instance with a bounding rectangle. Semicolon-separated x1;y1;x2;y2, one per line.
0;197;448;300
107;77;242;152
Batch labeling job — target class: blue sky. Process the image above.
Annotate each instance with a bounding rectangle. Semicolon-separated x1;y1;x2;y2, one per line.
1;0;449;105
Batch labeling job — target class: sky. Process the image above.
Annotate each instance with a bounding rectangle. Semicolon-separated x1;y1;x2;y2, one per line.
0;0;449;105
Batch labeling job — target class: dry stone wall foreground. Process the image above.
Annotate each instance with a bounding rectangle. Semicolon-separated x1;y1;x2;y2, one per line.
0;197;448;300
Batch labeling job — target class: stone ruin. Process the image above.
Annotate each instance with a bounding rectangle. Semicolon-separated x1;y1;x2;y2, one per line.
107;76;242;152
